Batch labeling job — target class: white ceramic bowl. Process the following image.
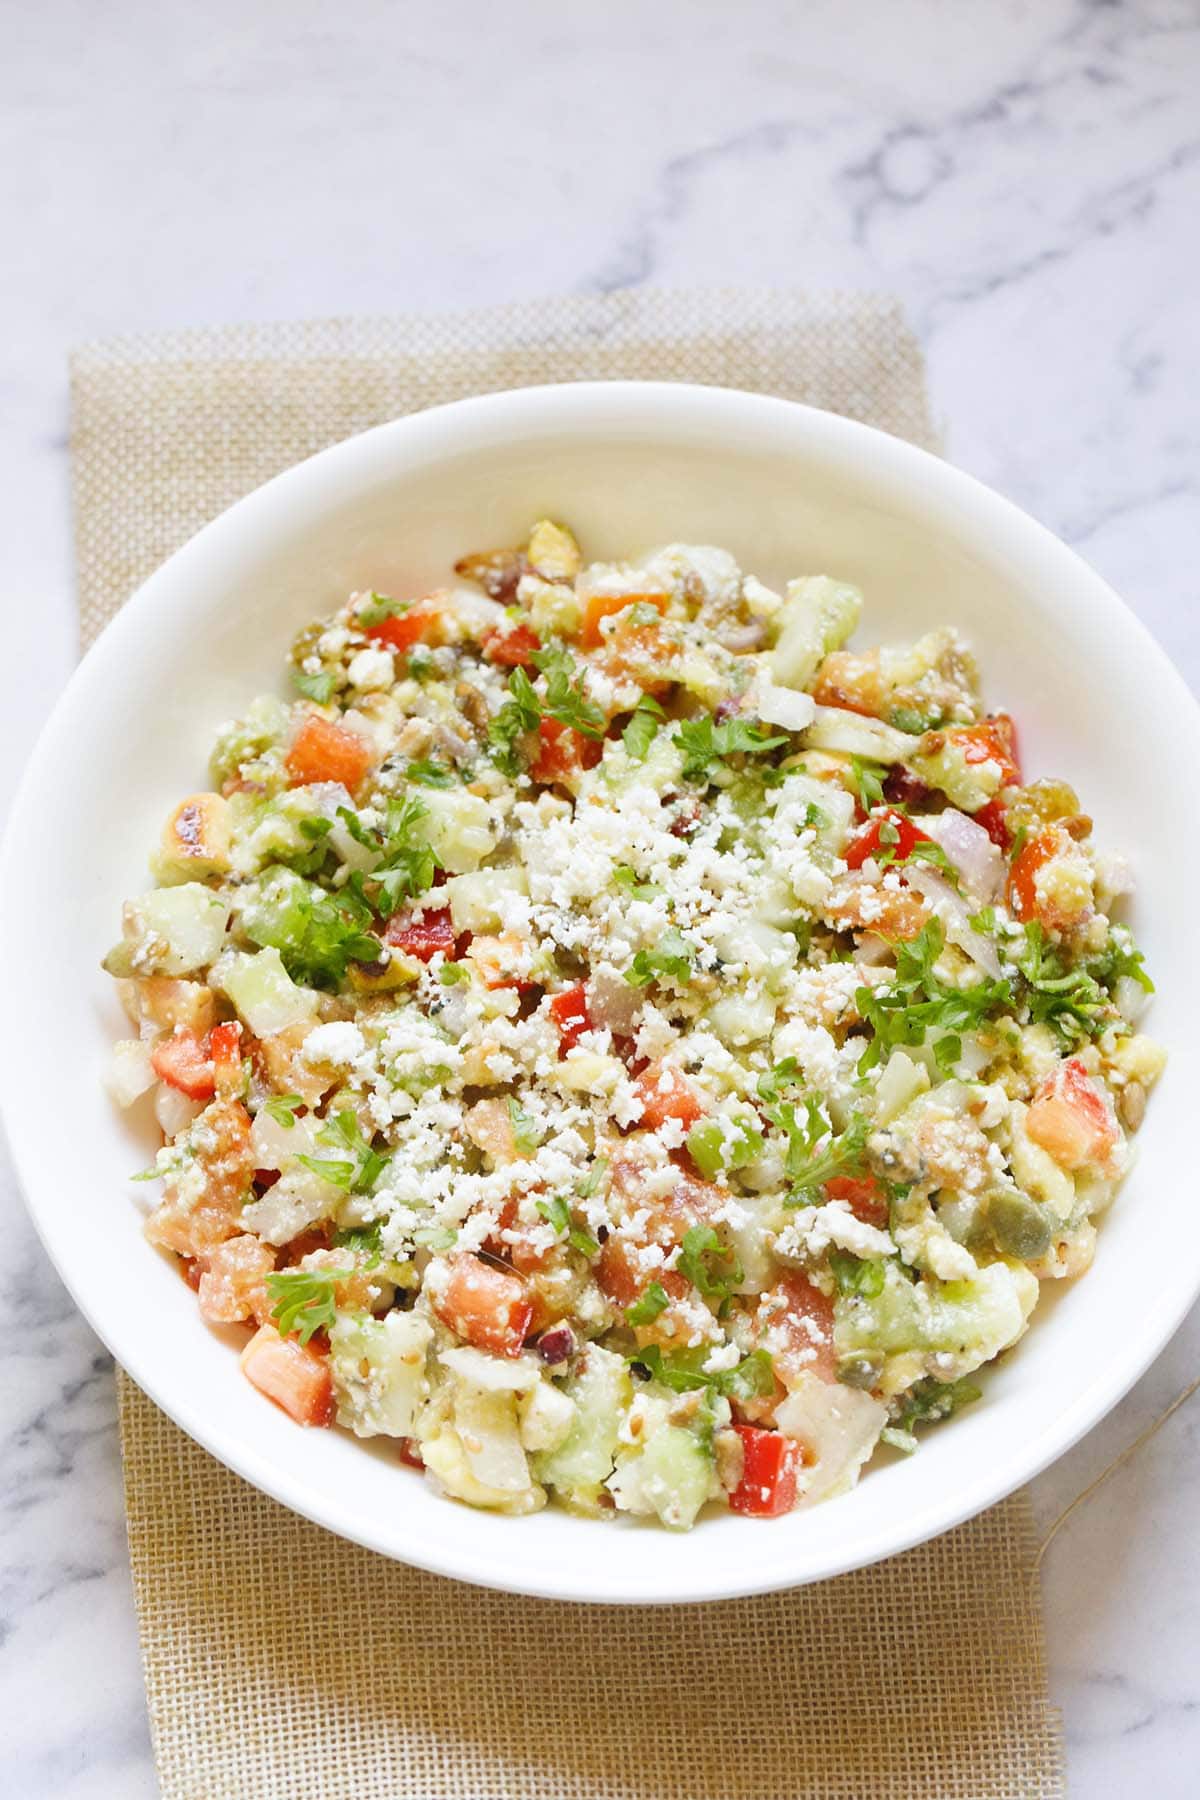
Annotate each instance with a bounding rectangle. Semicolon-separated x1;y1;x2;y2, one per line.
5;382;1197;1604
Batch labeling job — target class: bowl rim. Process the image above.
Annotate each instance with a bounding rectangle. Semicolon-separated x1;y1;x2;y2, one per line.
6;378;1200;1604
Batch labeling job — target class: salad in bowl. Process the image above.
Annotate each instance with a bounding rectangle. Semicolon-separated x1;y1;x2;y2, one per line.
105;519;1163;1531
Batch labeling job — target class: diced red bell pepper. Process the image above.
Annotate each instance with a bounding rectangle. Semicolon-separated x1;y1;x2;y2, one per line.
285;715;373;793
953;712;1021;787
580;589;669;650
433;1253;534;1358
824;1173;889;1228
482;622;541;668
633;1062;706;1130
548;984;592;1053
529;716;603;786
240;1324;335;1426
973;797;1010;849
151;1028;215;1100
728;1425;800;1517
384;905;456;963
365;603;439;655
1007;824;1069;925
843;808;933;872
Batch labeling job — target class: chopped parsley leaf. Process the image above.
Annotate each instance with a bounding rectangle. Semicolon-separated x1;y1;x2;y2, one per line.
849;755;887;813
675;715;788;784
293;670;338;705
507;1096;542;1155
625;929;695;988
625;1282;670;1325
536;1194;599;1258
622;694;665;761
262;1093;304;1129
266;1266;350;1346
678;1223;743;1303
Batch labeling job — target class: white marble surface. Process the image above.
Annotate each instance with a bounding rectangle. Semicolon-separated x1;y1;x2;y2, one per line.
2;1;1199;1792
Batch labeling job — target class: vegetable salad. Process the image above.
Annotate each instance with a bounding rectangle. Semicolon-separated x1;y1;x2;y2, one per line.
105;521;1163;1529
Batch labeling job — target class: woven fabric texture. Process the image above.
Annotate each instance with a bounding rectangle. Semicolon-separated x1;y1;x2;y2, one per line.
71;290;1064;1800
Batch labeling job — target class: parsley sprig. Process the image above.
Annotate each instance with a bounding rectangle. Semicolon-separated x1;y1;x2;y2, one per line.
267;1266;350;1345
624;929;695;988
849;755;887;813
674;715;788;784
756;1063;870;1208
297;1111;390;1194
628;1344;776;1404
854;919;1012;1076
243;871;382;989
488;644;605;774
622;694;665;761
339;797;439;917
532;643;606;738
626;1282;670;1326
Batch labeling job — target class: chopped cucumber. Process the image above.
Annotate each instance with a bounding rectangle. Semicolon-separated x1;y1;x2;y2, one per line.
216;947;318;1035
769;576;862;690
532;1344;630;1513
329;1312;433;1438
104;883;230;977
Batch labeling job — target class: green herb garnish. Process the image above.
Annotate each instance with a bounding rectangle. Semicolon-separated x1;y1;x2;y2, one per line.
625;1282;670;1325
622;694;666;761
266;1266;350;1345
536;1194;599;1258
674;716;788;784
293;670;338;705
263;1093;304;1130
625;929;695;988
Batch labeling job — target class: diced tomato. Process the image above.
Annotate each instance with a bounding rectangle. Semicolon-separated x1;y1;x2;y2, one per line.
1026;1056;1118;1172
728;1424;800;1517
529;716;603;786
397;1437;425;1469
580;589;669;651
209;1020;244;1099
974;797;1010;849
240;1324;334;1426
824;1173;889;1228
365;603;439;654
285;714;373;793
633;1062;706;1131
954;712;1021;787
1007;824;1070;926
843;808;933;872
758;1273;837;1384
433;1253;534;1358
548;984;592;1053
482;622;541;668
197;1234;275;1325
385;905;455;963
151;1028;215;1100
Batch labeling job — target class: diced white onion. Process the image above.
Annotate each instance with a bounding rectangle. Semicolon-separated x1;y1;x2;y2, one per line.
105;1039;157;1109
920;809;1005;905
154;1083;205;1138
905;865;1002;978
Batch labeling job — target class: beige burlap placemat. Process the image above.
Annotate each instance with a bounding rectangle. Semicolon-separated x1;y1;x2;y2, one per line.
71;291;1065;1800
